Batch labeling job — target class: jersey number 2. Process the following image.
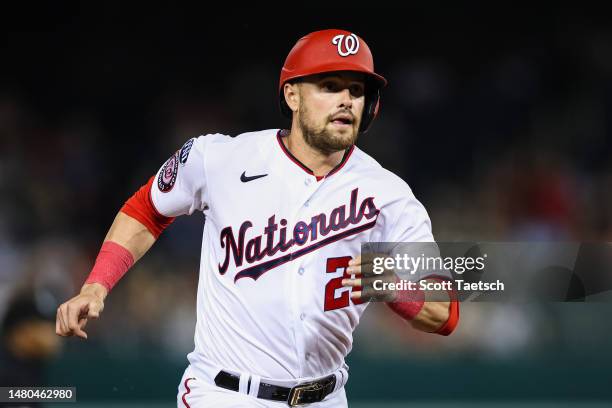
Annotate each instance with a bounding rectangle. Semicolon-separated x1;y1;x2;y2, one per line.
324;256;364;311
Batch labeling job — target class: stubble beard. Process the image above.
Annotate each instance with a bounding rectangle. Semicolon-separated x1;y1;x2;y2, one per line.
298;103;359;154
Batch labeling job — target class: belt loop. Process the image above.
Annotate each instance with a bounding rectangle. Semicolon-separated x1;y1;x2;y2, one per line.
333;367;348;392
248;374;261;398
238;373;250;395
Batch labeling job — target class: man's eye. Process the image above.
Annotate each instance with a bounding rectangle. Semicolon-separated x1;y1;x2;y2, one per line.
323;82;338;91
350;85;364;96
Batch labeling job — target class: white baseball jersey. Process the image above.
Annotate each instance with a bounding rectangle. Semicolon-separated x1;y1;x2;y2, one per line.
151;128;433;383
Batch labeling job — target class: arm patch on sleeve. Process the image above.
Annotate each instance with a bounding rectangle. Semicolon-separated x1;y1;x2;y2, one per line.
179;138;195;165
158;152;179;192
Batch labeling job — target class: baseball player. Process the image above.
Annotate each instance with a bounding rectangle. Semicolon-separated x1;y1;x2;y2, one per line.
56;29;459;407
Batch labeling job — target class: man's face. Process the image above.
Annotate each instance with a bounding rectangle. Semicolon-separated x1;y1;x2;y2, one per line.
295;72;366;153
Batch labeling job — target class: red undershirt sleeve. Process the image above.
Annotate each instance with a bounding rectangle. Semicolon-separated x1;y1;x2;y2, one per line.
120;176;175;239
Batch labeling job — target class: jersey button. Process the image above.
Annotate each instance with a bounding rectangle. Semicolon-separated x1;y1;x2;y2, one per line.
304;178;312;186
304;200;310;207
300;313;306;320
298;267;305;275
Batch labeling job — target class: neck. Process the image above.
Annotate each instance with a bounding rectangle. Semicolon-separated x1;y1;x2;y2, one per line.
284;126;347;177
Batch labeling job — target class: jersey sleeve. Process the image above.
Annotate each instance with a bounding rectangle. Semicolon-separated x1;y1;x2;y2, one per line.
150;136;211;217
384;188;454;282
385;190;434;243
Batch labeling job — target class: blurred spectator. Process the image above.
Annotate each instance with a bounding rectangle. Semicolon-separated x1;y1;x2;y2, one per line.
0;290;62;406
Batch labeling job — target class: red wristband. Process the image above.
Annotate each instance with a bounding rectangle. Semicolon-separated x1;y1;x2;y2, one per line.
84;241;135;292
385;279;425;321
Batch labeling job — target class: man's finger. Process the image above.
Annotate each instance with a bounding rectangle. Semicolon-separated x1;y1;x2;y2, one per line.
349;255;378;267
342;278;362;287
346;264;361;275
58;305;70;335
74;328;88;339
66;302;90;339
69;313;88;339
76;317;89;339
87;302;101;319
349;290;372;305
56;309;65;336
357;283;395;303
66;303;82;333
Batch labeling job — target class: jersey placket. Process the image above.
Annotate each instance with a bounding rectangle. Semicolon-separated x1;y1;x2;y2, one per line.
274;131;350;376
287;173;324;377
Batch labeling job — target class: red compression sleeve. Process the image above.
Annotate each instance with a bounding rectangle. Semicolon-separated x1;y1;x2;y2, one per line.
436;297;459;336
386;277;460;335
385;280;425;320
84;241;135;292
427;276;460;336
120;176;175;238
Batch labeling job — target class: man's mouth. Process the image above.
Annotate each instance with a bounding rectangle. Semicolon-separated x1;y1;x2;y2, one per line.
330;114;354;126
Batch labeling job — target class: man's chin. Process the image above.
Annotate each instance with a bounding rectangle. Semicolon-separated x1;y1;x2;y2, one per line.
301;123;358;153
327;127;357;149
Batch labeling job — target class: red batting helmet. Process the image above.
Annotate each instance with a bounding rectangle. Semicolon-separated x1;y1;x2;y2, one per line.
279;29;388;133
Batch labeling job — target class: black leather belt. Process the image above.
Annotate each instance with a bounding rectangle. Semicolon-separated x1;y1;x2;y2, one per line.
214;370;337;406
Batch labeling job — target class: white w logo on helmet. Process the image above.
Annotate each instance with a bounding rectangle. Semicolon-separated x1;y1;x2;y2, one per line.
332;33;360;57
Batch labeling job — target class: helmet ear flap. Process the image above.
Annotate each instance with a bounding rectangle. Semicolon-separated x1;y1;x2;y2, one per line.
359;89;380;133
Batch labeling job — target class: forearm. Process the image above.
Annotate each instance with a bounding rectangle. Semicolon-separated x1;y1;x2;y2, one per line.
345;252;459;334
410;299;450;333
104;211;157;262
84;211;157;293
407;278;450;332
386;277;458;335
58;162;175;339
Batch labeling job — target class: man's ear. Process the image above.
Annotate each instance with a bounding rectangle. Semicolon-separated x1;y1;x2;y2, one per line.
284;82;300;113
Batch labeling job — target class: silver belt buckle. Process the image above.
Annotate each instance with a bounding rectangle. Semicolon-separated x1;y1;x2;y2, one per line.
288;381;324;406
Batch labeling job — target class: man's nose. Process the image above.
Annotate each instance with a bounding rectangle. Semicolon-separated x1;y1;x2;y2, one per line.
338;88;353;109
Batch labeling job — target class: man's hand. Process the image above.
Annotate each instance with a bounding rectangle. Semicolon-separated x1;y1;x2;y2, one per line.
343;254;451;332
56;283;108;339
343;254;397;302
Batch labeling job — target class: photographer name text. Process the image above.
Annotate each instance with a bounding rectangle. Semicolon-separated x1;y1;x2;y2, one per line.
373;279;505;292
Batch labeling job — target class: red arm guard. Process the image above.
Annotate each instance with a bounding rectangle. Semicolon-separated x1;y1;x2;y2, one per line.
386;276;460;336
120;176;175;239
435;297;459;336
385;281;425;320
427;276;460;336
84;241;134;292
